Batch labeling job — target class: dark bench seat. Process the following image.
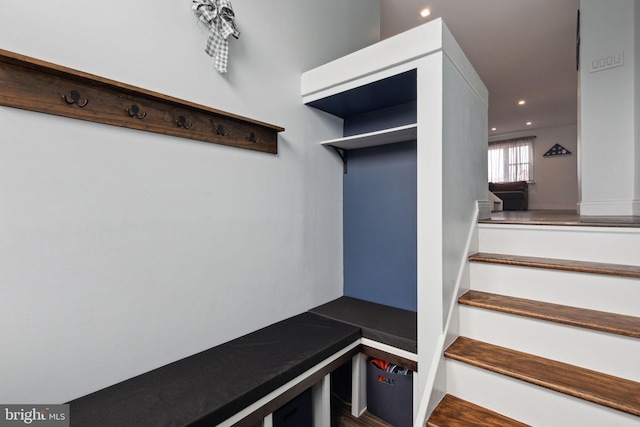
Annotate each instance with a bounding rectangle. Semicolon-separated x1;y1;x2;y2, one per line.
69;298;417;426
309;296;417;354
68;313;360;427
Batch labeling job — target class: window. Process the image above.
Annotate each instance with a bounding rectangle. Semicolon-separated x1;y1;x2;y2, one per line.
488;136;535;183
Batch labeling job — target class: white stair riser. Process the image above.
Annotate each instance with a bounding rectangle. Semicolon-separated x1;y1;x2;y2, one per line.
446;360;640;427
478;224;640;265
459;306;640;382
470;263;640;317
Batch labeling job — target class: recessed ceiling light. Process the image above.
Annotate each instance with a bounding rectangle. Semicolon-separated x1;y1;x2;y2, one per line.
518;100;526;105
491;127;497;131
420;8;431;18
526;122;532;126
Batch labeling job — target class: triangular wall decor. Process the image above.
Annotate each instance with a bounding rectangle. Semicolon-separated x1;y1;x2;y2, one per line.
543;143;572;157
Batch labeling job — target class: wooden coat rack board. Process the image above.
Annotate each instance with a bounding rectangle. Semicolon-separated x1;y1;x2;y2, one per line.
0;49;283;154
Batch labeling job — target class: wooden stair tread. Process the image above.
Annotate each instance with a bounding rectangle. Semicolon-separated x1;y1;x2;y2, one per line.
459;290;640;338
427;394;529;427
445;337;640;416
469;252;640;278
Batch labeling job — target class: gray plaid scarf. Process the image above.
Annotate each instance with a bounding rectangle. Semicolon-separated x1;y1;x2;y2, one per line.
193;0;240;73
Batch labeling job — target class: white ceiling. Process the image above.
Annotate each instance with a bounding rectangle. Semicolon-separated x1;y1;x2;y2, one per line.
380;0;580;136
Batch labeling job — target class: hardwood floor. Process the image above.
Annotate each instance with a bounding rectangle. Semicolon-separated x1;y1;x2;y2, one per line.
481;209;640;227
331;394;393;427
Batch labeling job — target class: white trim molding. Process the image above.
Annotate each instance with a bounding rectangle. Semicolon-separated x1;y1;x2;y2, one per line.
477;199;492;219
578;199;640;216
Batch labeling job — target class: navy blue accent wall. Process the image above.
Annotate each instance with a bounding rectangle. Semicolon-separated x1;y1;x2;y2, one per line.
307;70;416;119
343;141;417;312
343;102;417;136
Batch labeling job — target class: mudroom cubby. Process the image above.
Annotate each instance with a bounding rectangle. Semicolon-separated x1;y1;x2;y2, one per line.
309;69;418;312
302;17;489;423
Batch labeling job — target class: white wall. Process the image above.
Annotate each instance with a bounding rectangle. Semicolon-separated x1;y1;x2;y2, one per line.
416;21;488;410
635;2;640;201
579;0;638;215
0;0;379;403
490;125;579;210
441;54;488;324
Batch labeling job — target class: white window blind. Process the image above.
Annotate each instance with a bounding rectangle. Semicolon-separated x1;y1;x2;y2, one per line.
488;136;535;183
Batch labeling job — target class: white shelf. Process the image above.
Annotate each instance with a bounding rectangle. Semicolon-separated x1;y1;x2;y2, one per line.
320;124;417;150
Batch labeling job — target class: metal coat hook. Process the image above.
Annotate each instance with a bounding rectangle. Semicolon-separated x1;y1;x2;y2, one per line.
247;132;260;143
62;90;88;107
127;104;146;119
176;115;193;129
216;124;230;136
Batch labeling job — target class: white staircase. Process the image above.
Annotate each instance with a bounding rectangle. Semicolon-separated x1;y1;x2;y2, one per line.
430;222;640;426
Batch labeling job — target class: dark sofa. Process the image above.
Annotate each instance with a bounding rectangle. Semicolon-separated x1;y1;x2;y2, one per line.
489;181;528;210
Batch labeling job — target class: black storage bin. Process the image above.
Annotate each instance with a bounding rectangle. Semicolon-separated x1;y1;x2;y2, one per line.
366;359;413;427
273;388;312;427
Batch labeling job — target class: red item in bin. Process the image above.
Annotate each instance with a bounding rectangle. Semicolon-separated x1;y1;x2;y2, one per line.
371;359;389;371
